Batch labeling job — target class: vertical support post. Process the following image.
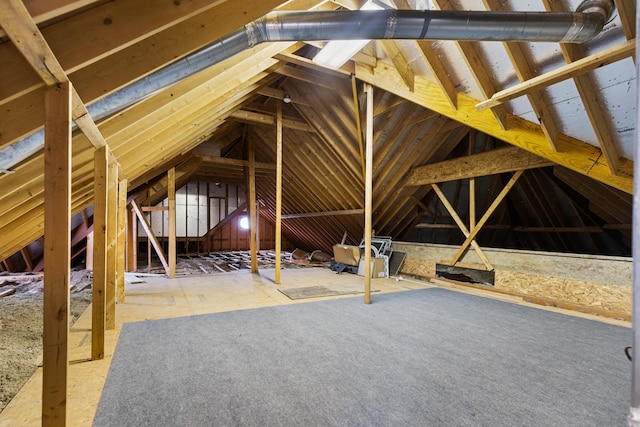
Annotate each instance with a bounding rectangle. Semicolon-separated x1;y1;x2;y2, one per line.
42;81;72;426
168;167;177;279
116;179;127;303
629;7;640;424
248;134;258;273
126;205;137;271
92;147;108;360
105;159;117;330
364;83;374;305
85;231;94;270
275;101;283;284
469;131;477;231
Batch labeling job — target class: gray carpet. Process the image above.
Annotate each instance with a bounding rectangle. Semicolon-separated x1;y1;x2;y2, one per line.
93;288;631;426
278;283;378;299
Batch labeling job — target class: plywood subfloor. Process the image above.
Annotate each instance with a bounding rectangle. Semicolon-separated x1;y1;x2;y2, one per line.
0;267;629;426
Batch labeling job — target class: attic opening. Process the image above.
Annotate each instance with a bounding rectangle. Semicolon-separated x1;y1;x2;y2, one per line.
435;263;496;286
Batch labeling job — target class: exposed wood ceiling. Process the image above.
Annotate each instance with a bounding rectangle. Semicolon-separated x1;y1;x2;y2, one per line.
0;0;635;264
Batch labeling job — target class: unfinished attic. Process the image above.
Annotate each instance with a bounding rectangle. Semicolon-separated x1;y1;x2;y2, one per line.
0;0;638;425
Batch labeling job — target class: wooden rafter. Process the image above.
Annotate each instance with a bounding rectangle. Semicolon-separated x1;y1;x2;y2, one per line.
541;0;620;175
477;39;636;112
431;0;508;130
481;0;561;151
355;63;633;194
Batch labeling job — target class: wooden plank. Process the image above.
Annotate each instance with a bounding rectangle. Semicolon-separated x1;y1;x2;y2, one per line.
477;39;636;111
275;102;283;284
405;146;552;186
105;159;118;330
415;40;458;109
281;209;365;219
378;40;414;91
42;81;72;427
0;0;113;153
126;205;137;272
230;110;315;133
451;171;524;265
116;179;127;303
0;0;66;85
91;147;107;361
352;75;365;178
364;83;374;305
168;168;177;279
248;135;258;273
431;183;494;271
196;155;276;170
130;200;169;273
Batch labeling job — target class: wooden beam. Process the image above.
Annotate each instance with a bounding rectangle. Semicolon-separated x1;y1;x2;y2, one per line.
168;167;177;279
196;154;276;170
116;179;127;303
91;147;107;361
431;183;494;271
0;0;115;153
451;171;523;265
42;81;72;427
248;135;258;273
0;0;66;85
364;83;374;305
355;64;633;194
405;147;553;187
230;110;315;133
130;200;169;273
378;40;414;91
281;209;365;219
275;101;283;284
105;159;117;330
352;75;366;178
477;39;636;111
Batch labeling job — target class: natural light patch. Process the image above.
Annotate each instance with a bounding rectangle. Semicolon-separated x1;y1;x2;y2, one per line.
312;0;383;70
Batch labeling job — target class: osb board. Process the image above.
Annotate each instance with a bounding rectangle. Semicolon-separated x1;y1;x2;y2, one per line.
392;242;631;286
400;257;435;278
495;270;631;315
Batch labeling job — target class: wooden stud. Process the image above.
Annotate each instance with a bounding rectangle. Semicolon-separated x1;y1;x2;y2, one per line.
86;231;94;270
248;134;258;273
105;159;117;330
275;101;283;284
168;168;177;279
126;205;137;272
364;83;374;305
92;147;108;360
42;81;72;426
117;179;127;303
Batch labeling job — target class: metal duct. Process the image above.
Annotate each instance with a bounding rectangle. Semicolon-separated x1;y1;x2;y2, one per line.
0;0;615;172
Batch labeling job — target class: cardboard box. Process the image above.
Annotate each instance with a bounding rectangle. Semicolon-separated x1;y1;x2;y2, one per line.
357;257;386;278
333;244;361;266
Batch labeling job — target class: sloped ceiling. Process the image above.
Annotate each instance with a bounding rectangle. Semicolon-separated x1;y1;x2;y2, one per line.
0;0;635;263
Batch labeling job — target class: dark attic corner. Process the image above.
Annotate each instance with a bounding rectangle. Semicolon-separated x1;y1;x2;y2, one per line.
0;0;637;425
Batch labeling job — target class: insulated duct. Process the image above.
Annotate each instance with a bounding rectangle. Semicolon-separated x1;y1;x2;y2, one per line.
0;0;615;172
